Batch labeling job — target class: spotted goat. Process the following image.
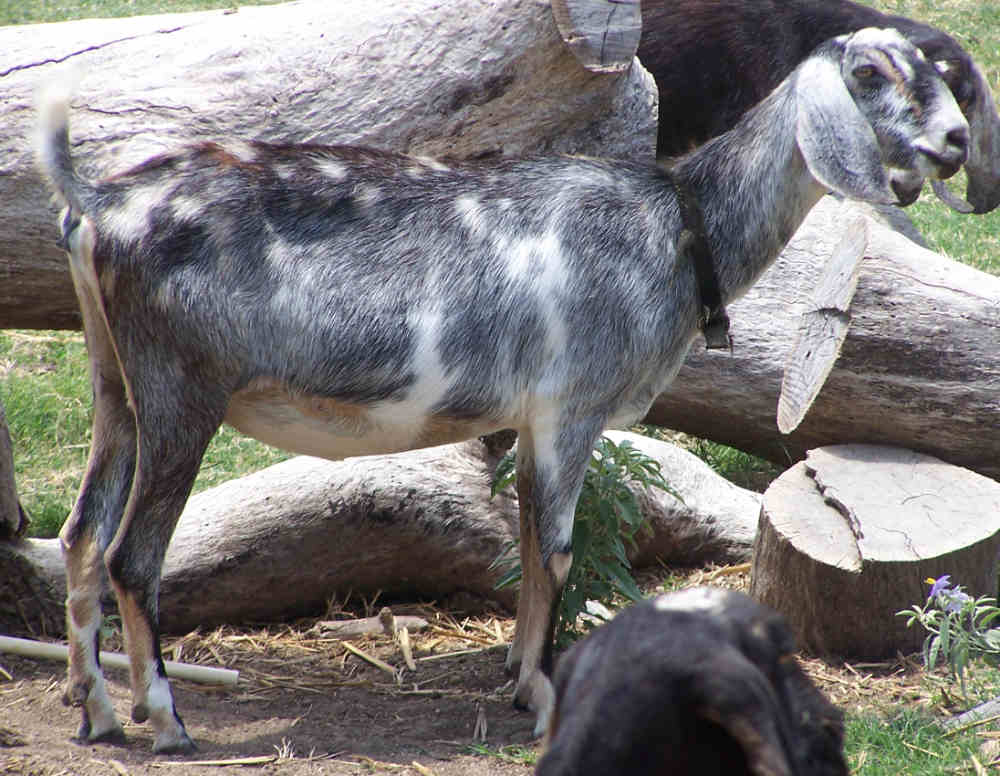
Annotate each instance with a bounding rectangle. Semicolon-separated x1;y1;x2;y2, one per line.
36;28;967;753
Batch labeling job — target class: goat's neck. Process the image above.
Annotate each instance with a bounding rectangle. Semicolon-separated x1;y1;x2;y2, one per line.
670;82;828;304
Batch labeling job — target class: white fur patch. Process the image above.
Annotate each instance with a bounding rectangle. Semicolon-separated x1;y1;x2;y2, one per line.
415;155;450;172
354;183;382;208
317;158;349;182
224;140;259;164
455;194;488;239
370;304;451;432
169;194;207;223
102;182;169;240
653;587;730;614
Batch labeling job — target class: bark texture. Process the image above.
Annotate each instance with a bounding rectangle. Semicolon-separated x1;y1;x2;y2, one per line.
749;445;1000;659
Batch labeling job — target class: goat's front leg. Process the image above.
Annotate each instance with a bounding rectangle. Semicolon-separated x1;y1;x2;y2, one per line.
507;420;601;735
104;389;223;754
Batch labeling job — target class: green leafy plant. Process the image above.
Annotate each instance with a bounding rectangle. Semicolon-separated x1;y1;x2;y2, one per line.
491;436;678;645
898;575;1000;694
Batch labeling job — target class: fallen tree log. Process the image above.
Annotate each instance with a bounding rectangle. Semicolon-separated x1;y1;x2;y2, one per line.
749;445;1000;659
0;0;657;329
643;196;1000;483
0;432;759;638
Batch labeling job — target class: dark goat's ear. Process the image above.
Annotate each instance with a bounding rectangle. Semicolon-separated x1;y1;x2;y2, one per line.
691;655;796;776
696;705;794;776
963;59;1000;213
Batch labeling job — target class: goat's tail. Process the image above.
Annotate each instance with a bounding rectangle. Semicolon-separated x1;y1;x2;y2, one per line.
35;80;95;225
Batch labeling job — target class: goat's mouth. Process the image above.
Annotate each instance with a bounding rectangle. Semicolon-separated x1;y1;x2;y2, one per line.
891;176;924;206
922;151;965;181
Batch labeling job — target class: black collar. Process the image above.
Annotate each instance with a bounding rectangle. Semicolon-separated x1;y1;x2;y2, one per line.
664;170;732;351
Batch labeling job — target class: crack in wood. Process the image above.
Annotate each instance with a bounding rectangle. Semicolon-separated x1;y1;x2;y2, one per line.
1;27;186;78
805;461;865;543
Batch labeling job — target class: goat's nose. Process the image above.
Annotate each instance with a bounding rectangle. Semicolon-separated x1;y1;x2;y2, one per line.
925;124;970;176
947;125;970;157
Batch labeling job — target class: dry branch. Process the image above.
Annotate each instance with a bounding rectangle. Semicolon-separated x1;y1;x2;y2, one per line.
0;634;239;686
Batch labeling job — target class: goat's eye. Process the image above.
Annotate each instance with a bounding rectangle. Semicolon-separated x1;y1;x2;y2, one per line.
853;64;878;80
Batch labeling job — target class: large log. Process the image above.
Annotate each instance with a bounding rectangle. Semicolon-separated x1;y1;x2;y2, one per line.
0;433;760;638
643;196;1000;483
0;0;657;330
749;445;1000;659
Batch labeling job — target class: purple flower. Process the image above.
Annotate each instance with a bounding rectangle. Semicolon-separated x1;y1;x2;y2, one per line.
927;575;972;613
944;590;973;613
928;575;952;599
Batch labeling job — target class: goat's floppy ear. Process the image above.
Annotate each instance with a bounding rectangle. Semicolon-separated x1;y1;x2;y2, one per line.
962;59;1000;213
794;55;895;203
692;657;796;776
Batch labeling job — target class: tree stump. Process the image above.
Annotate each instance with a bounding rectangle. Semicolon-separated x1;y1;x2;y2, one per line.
749;444;1000;659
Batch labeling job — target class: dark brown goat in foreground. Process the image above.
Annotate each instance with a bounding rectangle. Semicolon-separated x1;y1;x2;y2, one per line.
537;588;847;776
639;0;1000;213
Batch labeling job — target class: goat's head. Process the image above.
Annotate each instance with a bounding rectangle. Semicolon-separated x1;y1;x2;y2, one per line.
795;27;969;207
538;588;847;776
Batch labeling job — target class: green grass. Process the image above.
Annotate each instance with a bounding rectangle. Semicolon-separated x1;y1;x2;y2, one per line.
1;331;92;537
0;330;289;538
0;0;281;26
846;709;987;776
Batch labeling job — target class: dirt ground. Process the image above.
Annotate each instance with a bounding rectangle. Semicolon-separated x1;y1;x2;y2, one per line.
0;567;953;775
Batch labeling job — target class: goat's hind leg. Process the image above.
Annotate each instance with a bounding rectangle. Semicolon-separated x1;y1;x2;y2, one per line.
61;297;137;746
104;380;225;754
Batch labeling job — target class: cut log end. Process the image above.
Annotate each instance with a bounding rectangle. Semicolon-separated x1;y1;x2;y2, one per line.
750;444;1000;659
551;0;642;72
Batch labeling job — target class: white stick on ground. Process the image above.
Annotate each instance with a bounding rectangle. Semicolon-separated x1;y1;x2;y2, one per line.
0;635;239;687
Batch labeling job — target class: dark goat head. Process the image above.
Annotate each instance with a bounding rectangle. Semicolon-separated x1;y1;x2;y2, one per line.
537;588;847;776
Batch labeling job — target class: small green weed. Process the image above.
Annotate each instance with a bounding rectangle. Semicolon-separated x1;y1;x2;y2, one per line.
686;437;783;493
899;575;1000;696
465;743;538;766
491;436;677;645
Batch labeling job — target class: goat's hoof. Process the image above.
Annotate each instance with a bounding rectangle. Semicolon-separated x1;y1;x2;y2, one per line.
131;702;149;724
73;712;126;747
63;682;89;708
152;728;197;755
